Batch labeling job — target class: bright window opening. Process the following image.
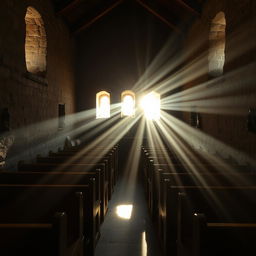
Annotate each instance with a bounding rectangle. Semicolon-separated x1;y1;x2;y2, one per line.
116;204;133;220
121;90;135;117
25;7;47;75
96;91;110;118
208;12;226;77
140;92;160;120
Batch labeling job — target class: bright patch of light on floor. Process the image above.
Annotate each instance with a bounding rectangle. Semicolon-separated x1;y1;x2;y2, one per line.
116;204;133;219
141;231;147;256
140;92;160;120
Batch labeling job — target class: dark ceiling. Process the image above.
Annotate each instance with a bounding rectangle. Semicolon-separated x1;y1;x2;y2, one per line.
51;0;205;35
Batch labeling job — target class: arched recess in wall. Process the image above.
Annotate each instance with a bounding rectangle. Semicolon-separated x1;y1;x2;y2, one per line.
208;12;226;77
96;91;110;118
121;90;135;117
25;6;47;75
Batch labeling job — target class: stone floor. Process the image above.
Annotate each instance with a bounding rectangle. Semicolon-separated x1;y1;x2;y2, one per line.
95;174;163;256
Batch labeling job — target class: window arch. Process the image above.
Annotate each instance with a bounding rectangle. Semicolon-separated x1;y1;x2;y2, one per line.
96;91;110;118
140;91;160;120
208;12;226;77
25;7;47;75
121;90;135;117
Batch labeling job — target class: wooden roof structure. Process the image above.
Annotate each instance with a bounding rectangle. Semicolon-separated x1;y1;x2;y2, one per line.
52;0;205;34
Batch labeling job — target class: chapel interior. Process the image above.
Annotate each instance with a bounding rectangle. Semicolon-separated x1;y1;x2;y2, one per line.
0;0;256;256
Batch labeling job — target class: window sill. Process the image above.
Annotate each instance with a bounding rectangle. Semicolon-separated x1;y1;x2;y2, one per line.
24;72;48;86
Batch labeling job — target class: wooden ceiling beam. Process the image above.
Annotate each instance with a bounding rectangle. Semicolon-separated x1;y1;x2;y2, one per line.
136;0;182;34
56;0;82;16
174;0;200;17
74;0;124;34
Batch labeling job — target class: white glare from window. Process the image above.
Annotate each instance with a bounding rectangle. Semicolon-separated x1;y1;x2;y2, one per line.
97;95;110;118
140;92;160;120
122;95;135;117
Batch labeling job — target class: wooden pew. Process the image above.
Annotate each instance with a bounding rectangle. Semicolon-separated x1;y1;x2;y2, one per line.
154;168;255;219
36;155;115;199
0;212;67;256
48;151;117;188
154;171;255;246
163;185;256;256
0;185;84;255
146;160;253;223
0;182;99;256
18;162;109;219
0;170;107;223
191;213;256;256
55;144;119;185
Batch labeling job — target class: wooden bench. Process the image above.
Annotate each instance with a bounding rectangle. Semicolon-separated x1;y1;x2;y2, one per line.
154;168;255;222
35;155;115;199
0;182;99;256
0;185;84;255
0;212;67;256
146;161;254;223
55;144;119;184
0;170;107;223
18;162;109;218
163;185;256;256
191;213;256;256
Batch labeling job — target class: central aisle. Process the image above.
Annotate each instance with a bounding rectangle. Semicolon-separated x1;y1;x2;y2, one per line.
95;174;163;256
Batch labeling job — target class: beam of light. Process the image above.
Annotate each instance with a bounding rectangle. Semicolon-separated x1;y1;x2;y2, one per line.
121;94;135;117
140;92;160;120
144;117;177;173
144;109;254;188
159;61;256;116
132;17;255;101
222;19;255;66
116;204;133;219
163;60;253;105
119;117;145;200
56;112;143;170
6;101;121;170
134;49;208;96
144;111;255;220
80;111;142;155
160;111;256;168
155;51;208;95
5;107;100;168
132;27;207;94
79;103;121;143
161;94;255;116
141;231;147;256
162;61;256;105
156;112;217;178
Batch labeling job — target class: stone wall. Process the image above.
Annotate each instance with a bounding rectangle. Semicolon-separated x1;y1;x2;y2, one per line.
0;0;76;169
182;0;256;162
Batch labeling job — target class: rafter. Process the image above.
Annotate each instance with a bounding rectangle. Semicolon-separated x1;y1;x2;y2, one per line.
136;0;182;34
73;0;124;34
56;0;82;16
174;0;200;17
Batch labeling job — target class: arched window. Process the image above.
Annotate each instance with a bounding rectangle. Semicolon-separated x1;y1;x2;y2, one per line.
96;91;110;118
121;90;135;117
25;7;47;75
208;12;226;77
140;91;160;120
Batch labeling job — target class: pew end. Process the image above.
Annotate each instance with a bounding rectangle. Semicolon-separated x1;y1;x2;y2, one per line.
192;213;256;256
0;212;68;256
